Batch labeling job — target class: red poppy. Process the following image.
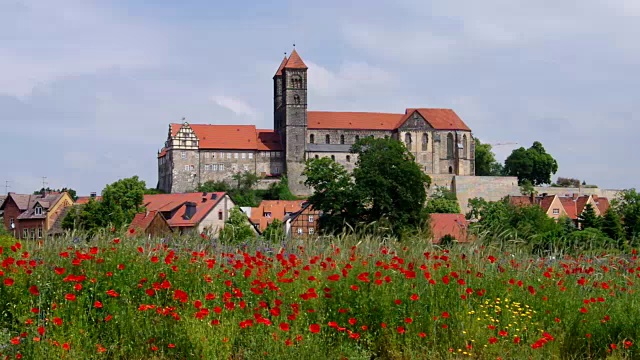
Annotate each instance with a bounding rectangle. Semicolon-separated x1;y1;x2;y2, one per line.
4;278;14;286
53;317;63;326
580;307;588;314
348;318;357;325
489;337;498;344
65;293;76;301
404;317;413;324
514;336;521;344
28;285;39;296
279;323;290;331
410;293;419;301
94;301;103;308
309;323;320;333
397;326;406;334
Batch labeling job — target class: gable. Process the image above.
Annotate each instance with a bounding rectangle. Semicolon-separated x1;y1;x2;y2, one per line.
397;110;433;130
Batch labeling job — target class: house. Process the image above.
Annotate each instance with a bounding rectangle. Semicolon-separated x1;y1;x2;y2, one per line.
429;213;471;244
246;200;308;232
127;210;172;238
0;192;74;239
509;193;610;226
75;192;102;205
285;202;321;238
142;192;238;235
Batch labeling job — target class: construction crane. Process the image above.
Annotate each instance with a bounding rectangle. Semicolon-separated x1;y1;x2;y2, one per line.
488;142;518;147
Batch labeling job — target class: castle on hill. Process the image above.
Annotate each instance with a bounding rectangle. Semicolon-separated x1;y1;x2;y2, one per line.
157;49;475;195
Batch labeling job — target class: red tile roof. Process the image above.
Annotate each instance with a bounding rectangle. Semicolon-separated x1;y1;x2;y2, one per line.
559;197;578;219
257;130;283;151
129;211;160;232
508;195;534;207
284;49;307;70
143;192;226;228
307;111;403;130
594;196;610;215
430;214;470;243
75;196;102;205
158;148;167;158
410;109;471;131
249;200;307;231
538;195;556;213
274;55;288;76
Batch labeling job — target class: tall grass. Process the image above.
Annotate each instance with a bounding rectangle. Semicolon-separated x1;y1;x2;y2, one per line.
0;230;638;359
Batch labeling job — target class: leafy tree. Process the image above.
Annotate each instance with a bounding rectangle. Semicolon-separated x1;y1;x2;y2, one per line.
425;187;461;214
600;209;625;244
197;181;231;193
558;216;577;236
474;138;503;176
144;188;165;195
554;177;581;188
262;219;286;242
262;176;297;201
504;141;558;185
218;207;255;244
33;187;78;201
578;204;599;230
304;137;431;236
612;189;640;239
519;179;537;197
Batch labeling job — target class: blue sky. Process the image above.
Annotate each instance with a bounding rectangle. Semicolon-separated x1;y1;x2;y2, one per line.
1;0;638;195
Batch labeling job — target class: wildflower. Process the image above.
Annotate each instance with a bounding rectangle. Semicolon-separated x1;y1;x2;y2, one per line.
410;293;419;301
28;285;39;296
65;293;76;301
489;337;498;344
4;278;14;286
309;323;320;333
53;317;63;326
397;326;406;334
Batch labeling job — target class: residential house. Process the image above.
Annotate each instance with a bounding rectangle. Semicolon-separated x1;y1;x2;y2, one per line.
429;213;471;244
142;192;240;235
75;192;102;205
0;192;74;239
246;200;308;233
508;194;568;220
509;193;610;226
127;210;172;238
285;203;322;238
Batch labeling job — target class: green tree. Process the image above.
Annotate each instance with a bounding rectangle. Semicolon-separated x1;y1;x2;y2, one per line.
474;138;503;176
612;189;640;239
197;181;231;193
578;203;599;230
519;179;537;197
144;188;165;195
304;137;431;236
504;141;558;185
34;187;78;201
600;209;625;245
425;187;461;214
262;176;297;201
554;177;581;188
218;207;255;244
262;219;286;242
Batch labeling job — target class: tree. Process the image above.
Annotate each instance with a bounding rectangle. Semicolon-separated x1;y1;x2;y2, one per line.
504;141;558;185
304;137;431;236
519;179;537;197
262;176;297;201
262;219;286;242
425;187;461;214
197;181;231;193
600;209;625;244
33;187;78;201
474;138;503;176
554;177;581;188
612;189;640;239
578;204;599;230
218;207;255;244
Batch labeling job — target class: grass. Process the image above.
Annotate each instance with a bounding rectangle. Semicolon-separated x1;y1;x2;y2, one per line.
0;231;639;359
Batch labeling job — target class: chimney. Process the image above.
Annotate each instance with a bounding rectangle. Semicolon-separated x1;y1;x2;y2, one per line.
90;192;97;198
183;202;197;220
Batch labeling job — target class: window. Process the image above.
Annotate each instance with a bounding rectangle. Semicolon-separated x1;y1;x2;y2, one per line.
266;152;271;158
308;215;314;223
293;94;300;104
181;151;187;159
261;152;265;157
462;135;468;158
405;132;412;147
219;164;225;171
37;228;43;239
205;152;209;158
184;165;190;171
34;206;43;215
325;134;330;144
241;153;246;159
291;75;302;89
212;164;218;171
310;134;315;144
422;133;428;151
212;153;216;158
309;228;314;235
553;209;560;215
31;229;35;239
227;153;231;159
248;153;253;159
234;153;239;159
204;164;210;171
218;211;223;220
449;166;453;174
23;229;28;239
331;155;335;161
314;155;319;159
346;155;351;162
243;164;249;171
9;218;14;229
447;133;454;158
190;165;195;171
274;167;280;174
297;228;303;235
355;135;360;142
264;212;272;218
340;135;345;144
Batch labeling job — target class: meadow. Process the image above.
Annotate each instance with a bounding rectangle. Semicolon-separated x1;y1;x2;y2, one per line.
0;231;639;359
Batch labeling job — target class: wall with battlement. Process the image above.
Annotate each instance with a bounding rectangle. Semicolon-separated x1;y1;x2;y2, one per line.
453;176;521;214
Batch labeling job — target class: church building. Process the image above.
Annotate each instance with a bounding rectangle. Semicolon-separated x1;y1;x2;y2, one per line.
158;49;475;195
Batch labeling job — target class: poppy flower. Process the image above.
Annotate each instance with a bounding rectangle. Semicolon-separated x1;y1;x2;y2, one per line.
309;323;320;333
397;326;406;334
279;323;290;331
29;285;39;296
65;294;76;301
4;278;14;286
53;318;63;326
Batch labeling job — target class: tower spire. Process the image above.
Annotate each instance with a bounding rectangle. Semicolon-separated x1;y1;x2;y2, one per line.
284;48;307;69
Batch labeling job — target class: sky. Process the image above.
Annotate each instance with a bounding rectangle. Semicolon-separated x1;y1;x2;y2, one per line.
1;0;638;195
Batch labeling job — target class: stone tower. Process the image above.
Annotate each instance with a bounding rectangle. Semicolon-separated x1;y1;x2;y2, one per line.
276;49;310;195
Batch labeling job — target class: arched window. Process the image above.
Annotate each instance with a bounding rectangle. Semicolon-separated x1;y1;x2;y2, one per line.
462;135;467;158
355;135;360;143
331;155;335;161
292;75;302;89
309;134;314;144
404;133;412;148
314;155;319;159
325;134;330;144
340;134;345;144
293;94;300;105
449;166;453;174
422;133;428;151
447;133;454;159
346;155;351;162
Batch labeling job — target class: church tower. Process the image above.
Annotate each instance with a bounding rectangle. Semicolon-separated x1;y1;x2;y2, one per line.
278;49;309;195
273;55;287;131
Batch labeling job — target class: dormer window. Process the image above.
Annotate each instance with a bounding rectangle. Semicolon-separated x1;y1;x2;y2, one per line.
264;212;272;218
35;206;43;216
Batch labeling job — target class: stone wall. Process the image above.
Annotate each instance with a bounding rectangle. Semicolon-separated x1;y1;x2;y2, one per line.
306;129;392;147
533;186;622;200
453;176;521;214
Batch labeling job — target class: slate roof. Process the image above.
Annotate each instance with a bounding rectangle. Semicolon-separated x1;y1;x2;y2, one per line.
15;193;65;220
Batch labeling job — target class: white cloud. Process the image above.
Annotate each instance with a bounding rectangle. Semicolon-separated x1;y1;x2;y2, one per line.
307;61;395;96
211;95;260;120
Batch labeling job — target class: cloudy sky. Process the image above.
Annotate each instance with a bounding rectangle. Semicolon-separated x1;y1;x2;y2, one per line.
1;0;638;195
